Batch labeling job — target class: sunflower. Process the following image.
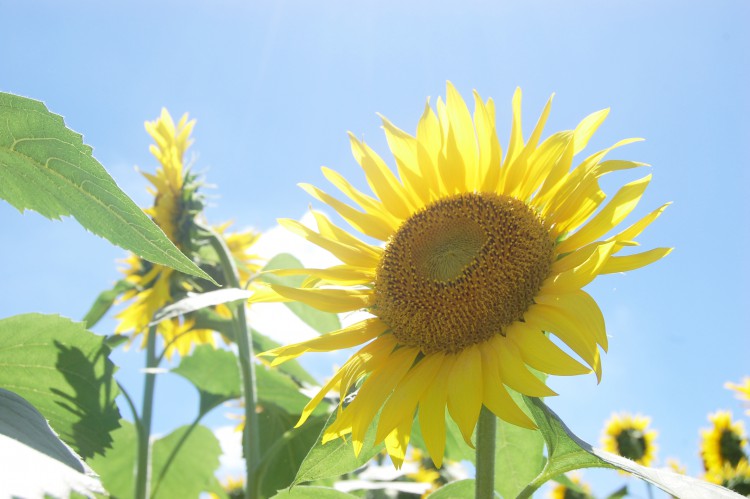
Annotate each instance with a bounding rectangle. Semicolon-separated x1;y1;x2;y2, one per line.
601;412;658;466
700;411;748;473
726;377;750;416
116;109;262;357
705;459;750;495
259;82;670;467
549;473;593;499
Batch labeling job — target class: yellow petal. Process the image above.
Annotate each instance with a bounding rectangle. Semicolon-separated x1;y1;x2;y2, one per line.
546;241;617;292
259;318;388;365
600;247;673;274
506;322;590;376
533;290;608;351
447;346;483;447
299;183;394;241
472;90;502;193
418;355;455;467
436;96;466;194
490;336;557;396
572;108;609;155
557;175;652;254
606;203;671;252
379;114;431;206
277;218;380;268
273;266;375;287
384;415;414;469
377;353;445;443
416;99;443;198
270;284;372;313
478;342;536;429
311;210;386;257
446;81;479;191
321;167;401;229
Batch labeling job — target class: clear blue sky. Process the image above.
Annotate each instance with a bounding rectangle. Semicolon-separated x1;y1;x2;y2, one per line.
2;1;749;496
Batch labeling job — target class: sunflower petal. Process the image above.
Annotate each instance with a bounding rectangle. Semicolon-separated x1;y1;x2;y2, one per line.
277;218;380;268
490;336;557;396
270;284;372;313
473;90;502;193
418;355;455;468
447;346;483;447
478;342;536;429
446;81;479;191
506;322;590;376
533;290;608;351
379;115;431;206
600;247;673;274
546;241;617;292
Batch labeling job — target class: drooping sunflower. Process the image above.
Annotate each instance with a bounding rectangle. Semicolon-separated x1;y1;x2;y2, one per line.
700;411;748;473
115;109;262;357
601;412;658;466
259;82;670;467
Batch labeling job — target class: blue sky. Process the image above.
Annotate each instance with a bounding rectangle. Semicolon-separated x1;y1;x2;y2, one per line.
2;0;749;496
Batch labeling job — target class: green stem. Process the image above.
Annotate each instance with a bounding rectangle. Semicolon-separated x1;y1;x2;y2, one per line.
475;406;497;499
202;223;260;499
135;325;159;499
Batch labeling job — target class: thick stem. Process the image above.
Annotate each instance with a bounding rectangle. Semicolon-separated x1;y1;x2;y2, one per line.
475;405;497;499
203;224;260;499
135;325;159;499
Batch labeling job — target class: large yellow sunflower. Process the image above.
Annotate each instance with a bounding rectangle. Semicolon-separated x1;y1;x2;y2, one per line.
116;109;262;357
259;82;670;467
700;411;748;473
601;412;658;467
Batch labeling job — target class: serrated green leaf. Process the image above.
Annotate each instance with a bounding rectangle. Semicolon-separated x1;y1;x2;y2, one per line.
253;329;317;385
521;398;743;498
259;254;341;334
270;486;359;498
256;365;314;415
0;92;212;282
81;279;135;328
0;314;121;458
0;388;105;498
172;345;241;415
86;420;138;498
255;409;328;498
150;288;253;326
293;408;384;485
150;424;223;498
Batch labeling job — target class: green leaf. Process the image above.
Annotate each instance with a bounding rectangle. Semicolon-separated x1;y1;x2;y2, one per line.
150;424;223;498
259;254;341;334
270;486;359;498
293;408;385;485
0;313;121;458
493;392;545;498
521;397;743;498
254;410;328;498
150;288;253;326
0;92;212;282
0;388;105;497
81;279;135;328
256;365;317;416
86;420;138;498
426;479;481;498
605;485;629;499
172;345;241;414
253;329;318;385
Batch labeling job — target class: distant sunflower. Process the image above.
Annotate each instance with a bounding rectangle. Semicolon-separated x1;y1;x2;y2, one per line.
259;83;670;467
726;377;750;416
601;412;658;467
705;459;750;495
116;109;261;357
549;473;593;499
701;411;747;473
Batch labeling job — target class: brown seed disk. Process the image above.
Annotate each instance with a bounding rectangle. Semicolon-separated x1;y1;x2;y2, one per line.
373;192;554;354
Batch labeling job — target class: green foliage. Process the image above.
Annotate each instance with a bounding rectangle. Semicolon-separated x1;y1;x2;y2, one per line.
521;397;741;498
0;313;120;458
0;388;105;497
270;486;360;498
89;420;223;498
257;365;314;415
425;479;481;498
81;279;135;328
172;345;242;414
254;329;318;385
293;408;385;485
0;92;212;282
259;253;341;334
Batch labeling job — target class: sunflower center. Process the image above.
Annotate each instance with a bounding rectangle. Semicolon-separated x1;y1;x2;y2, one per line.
615;429;647;461
374;192;554;354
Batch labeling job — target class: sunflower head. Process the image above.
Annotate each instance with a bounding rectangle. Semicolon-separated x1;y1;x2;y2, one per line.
259;82;670;467
705;459;750;495
701;411;748;472
601;412;658;466
549;473;593;499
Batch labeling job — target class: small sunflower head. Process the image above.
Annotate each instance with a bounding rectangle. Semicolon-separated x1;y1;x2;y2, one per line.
701;411;748;472
549;473;593;499
601;412;657;466
704;459;750;495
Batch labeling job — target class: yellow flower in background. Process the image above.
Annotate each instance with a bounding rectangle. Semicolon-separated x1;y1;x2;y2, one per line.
549;473;593;499
726;377;750;416
208;475;245;499
601;413;658;467
666;458;686;475
700;411;748;473
115;109;263;357
705;459;750;495
406;448;443;497
260;82;670;467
